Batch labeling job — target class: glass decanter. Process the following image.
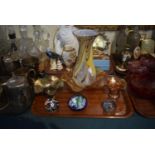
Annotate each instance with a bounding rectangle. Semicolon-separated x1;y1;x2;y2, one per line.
7;26;19;62
18;25;32;59
27;25;42;58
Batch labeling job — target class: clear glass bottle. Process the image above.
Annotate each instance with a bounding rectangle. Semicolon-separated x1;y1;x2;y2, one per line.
33;25;43;51
7;26;19;61
27;26;42;58
18;25;32;59
8;26;17;52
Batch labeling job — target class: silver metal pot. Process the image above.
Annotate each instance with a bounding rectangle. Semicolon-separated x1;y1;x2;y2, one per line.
0;74;34;114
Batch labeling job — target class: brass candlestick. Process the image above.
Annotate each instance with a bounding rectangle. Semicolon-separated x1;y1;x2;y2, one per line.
107;76;121;100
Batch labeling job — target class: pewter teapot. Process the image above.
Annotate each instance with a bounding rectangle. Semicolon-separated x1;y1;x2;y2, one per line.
0;73;34;114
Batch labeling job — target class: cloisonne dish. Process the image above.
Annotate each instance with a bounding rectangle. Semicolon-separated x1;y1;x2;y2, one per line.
68;94;87;111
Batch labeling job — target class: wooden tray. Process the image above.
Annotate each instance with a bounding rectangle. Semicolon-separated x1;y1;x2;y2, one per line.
129;94;155;118
31;88;134;118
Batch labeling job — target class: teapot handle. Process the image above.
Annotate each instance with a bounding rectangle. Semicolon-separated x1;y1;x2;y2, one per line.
27;69;37;82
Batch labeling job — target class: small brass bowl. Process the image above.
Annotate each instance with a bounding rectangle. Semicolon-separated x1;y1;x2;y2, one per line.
33;75;64;95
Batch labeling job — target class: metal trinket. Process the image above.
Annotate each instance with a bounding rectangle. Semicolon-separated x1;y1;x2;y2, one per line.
44;98;59;112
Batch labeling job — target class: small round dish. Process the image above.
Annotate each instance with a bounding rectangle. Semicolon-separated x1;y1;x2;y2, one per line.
102;99;116;113
68;94;87;111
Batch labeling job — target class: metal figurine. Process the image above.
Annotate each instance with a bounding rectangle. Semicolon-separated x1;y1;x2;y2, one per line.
44;97;59;112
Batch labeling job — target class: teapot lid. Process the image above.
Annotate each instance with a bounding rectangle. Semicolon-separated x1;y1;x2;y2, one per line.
3;56;13;63
3;73;26;88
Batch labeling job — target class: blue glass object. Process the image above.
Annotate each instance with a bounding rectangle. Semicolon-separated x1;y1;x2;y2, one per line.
68;95;87;111
102;99;116;113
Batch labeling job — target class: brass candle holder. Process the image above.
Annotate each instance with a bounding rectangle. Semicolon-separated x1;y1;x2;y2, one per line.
107;76;122;100
102;75;126;113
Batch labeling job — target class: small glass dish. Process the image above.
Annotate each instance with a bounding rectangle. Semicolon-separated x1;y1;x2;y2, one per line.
68;94;87;111
102;99;116;113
